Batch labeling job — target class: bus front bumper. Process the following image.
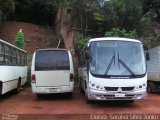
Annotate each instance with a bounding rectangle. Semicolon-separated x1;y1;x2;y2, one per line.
88;89;147;100
31;82;74;94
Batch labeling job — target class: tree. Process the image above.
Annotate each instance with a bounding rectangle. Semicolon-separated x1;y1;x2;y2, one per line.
15;0;58;25
75;37;90;53
143;0;160;21
14;29;25;49
100;0;143;31
0;0;15;22
105;28;138;38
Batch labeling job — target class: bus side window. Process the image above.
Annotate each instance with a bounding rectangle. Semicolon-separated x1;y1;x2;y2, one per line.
17;51;21;65
21;53;25;66
12;48;17;65
0;43;4;64
5;45;12;65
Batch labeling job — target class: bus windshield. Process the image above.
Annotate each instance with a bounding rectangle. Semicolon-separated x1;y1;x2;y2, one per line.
35;50;70;71
89;40;146;78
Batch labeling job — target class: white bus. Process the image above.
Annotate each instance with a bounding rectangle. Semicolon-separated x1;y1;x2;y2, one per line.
78;37;148;103
0;39;27;95
31;49;74;97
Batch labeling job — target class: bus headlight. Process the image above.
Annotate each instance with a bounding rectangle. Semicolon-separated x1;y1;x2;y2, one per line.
91;83;95;87
89;81;104;91
135;83;147;90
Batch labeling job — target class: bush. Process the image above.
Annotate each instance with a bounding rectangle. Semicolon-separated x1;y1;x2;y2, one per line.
105;28;138;39
75;37;90;53
13;29;25;49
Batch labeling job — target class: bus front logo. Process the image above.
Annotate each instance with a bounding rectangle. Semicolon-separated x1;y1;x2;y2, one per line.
117;87;122;92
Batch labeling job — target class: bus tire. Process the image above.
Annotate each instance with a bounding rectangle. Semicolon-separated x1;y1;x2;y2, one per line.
15;79;21;94
80;81;84;94
127;100;135;103
67;92;72;98
85;88;92;104
36;94;43;98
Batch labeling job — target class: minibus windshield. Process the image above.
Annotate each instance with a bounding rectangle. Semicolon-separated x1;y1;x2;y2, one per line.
89;40;146;78
35;50;70;71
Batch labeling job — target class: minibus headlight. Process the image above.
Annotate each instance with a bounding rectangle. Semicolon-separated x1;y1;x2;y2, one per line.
143;83;146;87
139;85;143;88
135;83;146;90
91;83;95;87
89;81;104;90
96;85;100;89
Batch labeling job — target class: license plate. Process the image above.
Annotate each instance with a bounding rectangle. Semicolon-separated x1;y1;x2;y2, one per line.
47;88;57;92
115;94;125;98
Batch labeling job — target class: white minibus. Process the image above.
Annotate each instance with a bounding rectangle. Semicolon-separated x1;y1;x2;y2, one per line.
31;49;74;97
78;37;148;103
0;39;27;95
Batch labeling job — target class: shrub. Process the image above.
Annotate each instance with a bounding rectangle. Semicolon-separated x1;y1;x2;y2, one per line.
13;29;24;49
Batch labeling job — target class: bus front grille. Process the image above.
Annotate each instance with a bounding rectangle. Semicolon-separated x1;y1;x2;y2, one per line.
104;87;119;91
105;87;134;91
121;87;134;91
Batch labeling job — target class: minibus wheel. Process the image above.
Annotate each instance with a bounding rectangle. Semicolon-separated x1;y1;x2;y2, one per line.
85;87;91;104
80;81;84;94
127;100;135;103
15;79;21;94
36;94;43;98
67;92;72;98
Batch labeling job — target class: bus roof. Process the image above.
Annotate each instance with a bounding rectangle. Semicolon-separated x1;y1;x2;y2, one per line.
89;37;142;43
0;39;27;53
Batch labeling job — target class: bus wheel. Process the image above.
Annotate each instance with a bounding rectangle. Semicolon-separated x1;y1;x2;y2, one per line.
37;94;43;98
67;92;72;98
80;81;84;94
127;100;135;103
85;88;91;104
15;79;21;94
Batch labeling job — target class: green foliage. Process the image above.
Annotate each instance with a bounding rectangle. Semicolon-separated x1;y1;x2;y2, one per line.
15;0;58;25
105;28;138;39
101;0;143;30
143;0;160;21
75;37;90;53
0;0;15;22
14;30;25;49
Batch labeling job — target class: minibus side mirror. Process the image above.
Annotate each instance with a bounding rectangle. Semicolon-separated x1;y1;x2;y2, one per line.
85;50;90;60
146;51;150;61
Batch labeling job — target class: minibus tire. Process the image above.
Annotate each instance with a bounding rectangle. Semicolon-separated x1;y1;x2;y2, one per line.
85;89;91;104
80;82;84;94
15;79;21;94
127;100;134;103
67;92;72;98
80;87;84;94
37;94;43;98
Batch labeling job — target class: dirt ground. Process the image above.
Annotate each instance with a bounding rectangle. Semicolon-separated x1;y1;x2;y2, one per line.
0;87;160;120
0;22;58;53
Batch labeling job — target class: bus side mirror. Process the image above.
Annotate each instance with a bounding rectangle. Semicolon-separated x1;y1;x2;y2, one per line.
85;51;90;60
146;51;150;61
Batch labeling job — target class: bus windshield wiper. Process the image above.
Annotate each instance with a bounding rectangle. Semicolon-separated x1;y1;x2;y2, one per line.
118;54;135;76
104;52;115;75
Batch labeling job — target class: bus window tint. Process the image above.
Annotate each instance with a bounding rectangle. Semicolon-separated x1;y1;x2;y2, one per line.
0;43;4;64
35;50;70;71
17;51;21;65
12;48;17;65
5;45;12;64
